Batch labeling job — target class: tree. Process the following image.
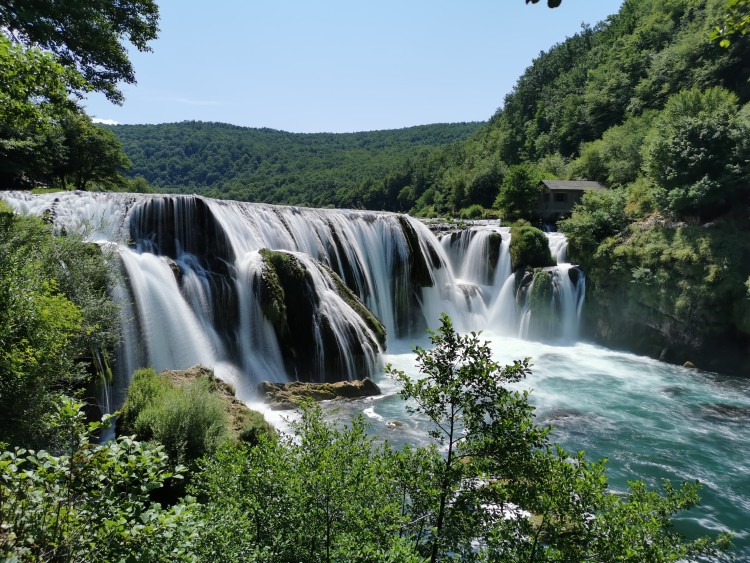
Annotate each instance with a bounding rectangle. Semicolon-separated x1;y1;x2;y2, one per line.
712;0;750;46
493;163;544;221
0;0;160;103
0;36;83;187
387;316;544;561
388;314;732;562
54;112;132;190
642;87;750;220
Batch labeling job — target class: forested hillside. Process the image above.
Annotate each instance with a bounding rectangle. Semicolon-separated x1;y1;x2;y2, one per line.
412;0;749;217
108;121;482;209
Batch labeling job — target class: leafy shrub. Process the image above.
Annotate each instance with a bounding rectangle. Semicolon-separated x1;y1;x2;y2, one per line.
570;112;655;188
558;188;630;264
191;406;419;562
0;203;119;448
237;409;276;446
0;398;199;562
459;204;485;219
119;368;229;466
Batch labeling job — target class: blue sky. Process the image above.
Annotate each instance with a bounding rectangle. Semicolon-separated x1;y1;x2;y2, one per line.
85;0;623;133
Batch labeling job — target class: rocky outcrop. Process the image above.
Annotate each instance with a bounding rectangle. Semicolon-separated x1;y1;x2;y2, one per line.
571;220;750;375
257;378;382;410
256;249;386;382
487;232;503;283
119;365;274;444
509;225;555;272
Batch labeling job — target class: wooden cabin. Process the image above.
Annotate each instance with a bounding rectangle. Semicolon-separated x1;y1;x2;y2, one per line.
537;180;605;221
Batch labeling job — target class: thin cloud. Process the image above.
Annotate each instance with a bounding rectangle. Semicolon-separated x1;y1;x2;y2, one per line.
92;117;120;125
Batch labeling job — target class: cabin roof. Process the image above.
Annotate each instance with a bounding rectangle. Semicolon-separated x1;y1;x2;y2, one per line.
540;180;605;191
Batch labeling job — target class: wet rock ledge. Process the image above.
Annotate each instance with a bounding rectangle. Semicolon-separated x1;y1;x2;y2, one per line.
258;378;381;410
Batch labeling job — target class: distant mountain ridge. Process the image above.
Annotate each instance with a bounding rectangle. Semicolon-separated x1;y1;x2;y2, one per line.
106;120;483;209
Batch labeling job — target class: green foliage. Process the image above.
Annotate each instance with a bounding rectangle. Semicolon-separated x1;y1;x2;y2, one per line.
493;163;544;221
509;223;556;271
0;0;160;103
125;174;156;193
0;398;199;562
458;203;486;219
570;111;656;187
191;405;420;562
643;86;750;219
119;368;230;467
558;188;630;263
388;315;545;561
617;222;750;334
53;113;132;190
711;0;750;46
236;409;276;446
0;203;119;447
387;315;730;561
567;212;750;370
0;317;734;561
0;0;151;187
0;36;84;188
107;121;482;210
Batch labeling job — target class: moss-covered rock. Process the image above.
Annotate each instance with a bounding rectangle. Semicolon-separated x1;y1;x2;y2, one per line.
257;248;306;332
256;248;385;382
257;378;382;410
509;224;556;272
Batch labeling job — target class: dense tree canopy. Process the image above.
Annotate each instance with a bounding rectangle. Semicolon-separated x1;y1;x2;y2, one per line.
643;86;750;219
0;0;155;187
107;121;481;209
0;36;83;187
53;112;132;190
0;0;160;103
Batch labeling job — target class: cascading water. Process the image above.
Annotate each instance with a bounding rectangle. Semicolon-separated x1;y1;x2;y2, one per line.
438;224;584;342
3;192;585;394
3;191;749;558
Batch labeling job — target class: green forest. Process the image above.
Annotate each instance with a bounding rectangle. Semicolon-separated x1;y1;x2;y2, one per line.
1;0;750;560
106;121;483;209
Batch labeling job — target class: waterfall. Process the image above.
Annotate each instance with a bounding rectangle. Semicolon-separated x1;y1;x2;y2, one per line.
439;224;584;342
2;192;586;400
